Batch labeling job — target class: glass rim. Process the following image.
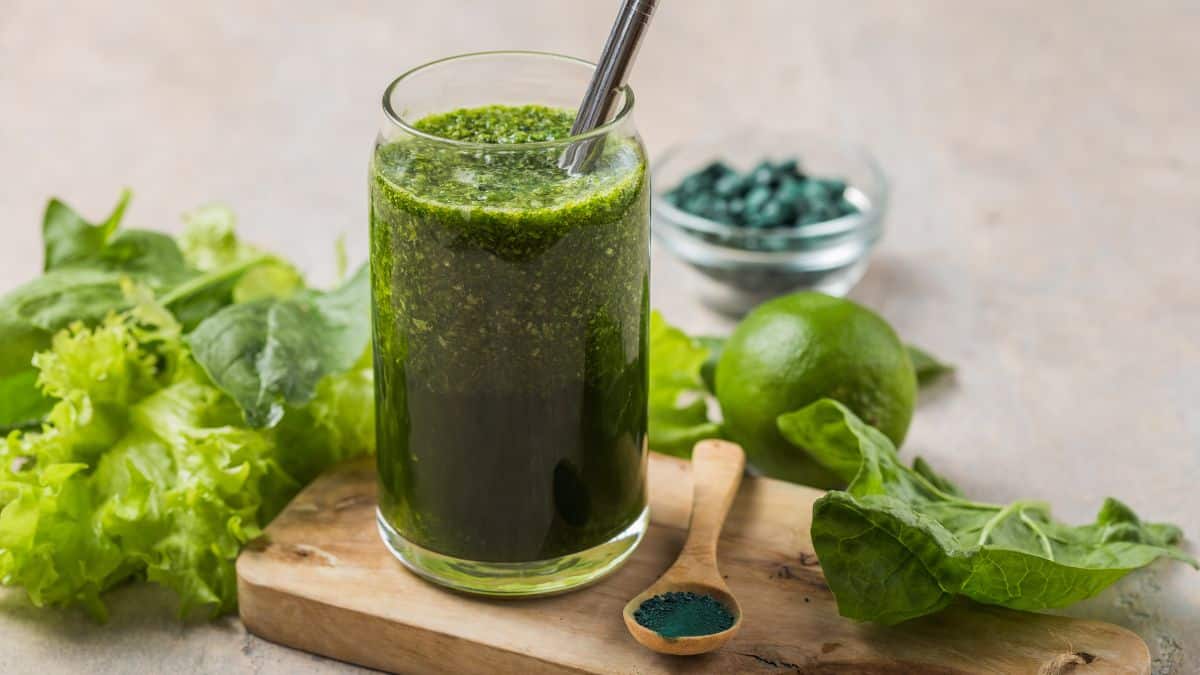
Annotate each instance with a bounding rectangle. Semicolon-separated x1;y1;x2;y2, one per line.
381;50;636;150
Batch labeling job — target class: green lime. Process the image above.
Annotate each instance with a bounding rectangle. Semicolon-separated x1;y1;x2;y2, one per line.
715;292;917;488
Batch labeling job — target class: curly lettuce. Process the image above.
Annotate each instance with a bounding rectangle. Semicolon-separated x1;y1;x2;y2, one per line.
0;195;374;620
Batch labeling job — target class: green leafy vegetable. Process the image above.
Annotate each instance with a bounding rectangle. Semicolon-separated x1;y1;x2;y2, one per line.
177;204;260;272
0;193;303;432
0;270;131;433
230;262;304;303
171;204;303;323
0;313;51;435
42;190;130;271
274;352;375;483
0;194;374;620
778;399;1197;624
43;189;191;289
0;309;271;619
911;456;962;496
697;335;724;395
0;370;54;433
1;269;130;333
186;265;370;428
907;344;954;386
647;312;722;457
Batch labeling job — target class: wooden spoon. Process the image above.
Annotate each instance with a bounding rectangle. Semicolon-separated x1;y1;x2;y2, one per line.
623;439;746;655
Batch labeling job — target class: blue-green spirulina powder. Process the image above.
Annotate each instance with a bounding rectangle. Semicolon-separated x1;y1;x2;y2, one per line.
633;591;735;639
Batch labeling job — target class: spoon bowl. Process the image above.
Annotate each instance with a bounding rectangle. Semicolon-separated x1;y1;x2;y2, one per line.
622;578;742;655
623;440;746;655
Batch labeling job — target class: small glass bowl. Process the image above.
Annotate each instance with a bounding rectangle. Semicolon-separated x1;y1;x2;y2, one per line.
651;130;888;315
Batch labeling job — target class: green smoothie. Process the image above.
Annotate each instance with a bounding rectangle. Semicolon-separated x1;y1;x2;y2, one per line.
370;105;649;563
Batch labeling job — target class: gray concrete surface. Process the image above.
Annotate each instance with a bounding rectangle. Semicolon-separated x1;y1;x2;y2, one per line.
1;1;1198;673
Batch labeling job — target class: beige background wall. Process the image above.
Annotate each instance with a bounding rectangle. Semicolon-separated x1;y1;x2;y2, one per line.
1;1;1198;673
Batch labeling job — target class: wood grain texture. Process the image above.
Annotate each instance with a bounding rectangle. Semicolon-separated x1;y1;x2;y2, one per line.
621;440;746;656
238;455;1150;674
677;440;746;572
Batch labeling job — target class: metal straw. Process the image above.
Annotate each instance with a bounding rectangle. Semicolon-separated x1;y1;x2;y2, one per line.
559;0;657;175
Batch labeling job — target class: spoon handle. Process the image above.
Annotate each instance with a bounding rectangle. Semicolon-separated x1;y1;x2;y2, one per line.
681;440;746;565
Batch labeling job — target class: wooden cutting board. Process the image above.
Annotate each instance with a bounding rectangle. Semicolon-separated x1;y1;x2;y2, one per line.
237;454;1150;674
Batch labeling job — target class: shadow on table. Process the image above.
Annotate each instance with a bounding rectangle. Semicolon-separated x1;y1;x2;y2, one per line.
849;253;941;309
0;582;239;642
851;253;959;408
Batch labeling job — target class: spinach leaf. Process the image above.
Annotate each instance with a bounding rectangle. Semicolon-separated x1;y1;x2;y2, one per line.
186;265;370;428
778;399;1197;624
0;269;134;432
170;205;301;325
82;230;193;288
0;369;54;433
907;344;954;386
158;253;273;331
42;190;129;270
911;456;962;496
0;192;285;431
648;312;723;457
1;269;129;332
32;191;240;334
0;295;373;620
696;335;724;395
43;191;192;290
